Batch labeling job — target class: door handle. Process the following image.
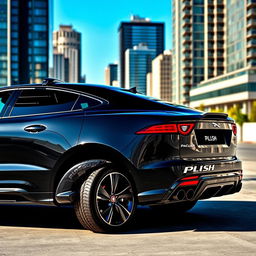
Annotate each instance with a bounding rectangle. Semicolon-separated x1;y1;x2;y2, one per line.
24;125;47;133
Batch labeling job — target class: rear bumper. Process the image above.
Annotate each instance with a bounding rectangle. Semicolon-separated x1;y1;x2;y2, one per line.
162;171;242;203
137;158;242;204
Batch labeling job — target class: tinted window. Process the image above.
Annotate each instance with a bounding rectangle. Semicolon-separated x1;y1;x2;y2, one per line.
10;89;79;116
0;90;13;116
73;95;102;110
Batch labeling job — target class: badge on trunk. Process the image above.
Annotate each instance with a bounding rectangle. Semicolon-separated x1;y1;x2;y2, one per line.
212;122;220;128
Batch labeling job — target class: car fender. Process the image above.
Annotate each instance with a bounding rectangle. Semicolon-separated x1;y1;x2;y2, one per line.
55;159;110;204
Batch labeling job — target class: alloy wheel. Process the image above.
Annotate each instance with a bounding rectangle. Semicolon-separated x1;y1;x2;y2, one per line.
95;172;134;226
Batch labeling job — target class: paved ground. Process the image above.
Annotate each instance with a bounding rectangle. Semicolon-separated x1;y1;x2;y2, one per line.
0;143;255;256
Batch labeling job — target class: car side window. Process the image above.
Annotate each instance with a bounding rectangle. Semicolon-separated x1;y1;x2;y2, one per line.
0;90;13;116
10;89;79;117
73;95;102;110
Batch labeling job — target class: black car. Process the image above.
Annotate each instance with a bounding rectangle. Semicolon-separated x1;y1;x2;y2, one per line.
0;78;242;233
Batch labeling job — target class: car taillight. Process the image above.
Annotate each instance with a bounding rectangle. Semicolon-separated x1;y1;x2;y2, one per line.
232;123;237;136
177;123;195;135
179;180;199;187
181;176;199;180
136;123;195;135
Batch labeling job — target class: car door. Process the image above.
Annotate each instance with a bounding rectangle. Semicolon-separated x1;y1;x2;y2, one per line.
0;87;99;193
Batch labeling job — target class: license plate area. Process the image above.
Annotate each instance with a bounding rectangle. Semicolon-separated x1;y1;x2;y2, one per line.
195;129;232;145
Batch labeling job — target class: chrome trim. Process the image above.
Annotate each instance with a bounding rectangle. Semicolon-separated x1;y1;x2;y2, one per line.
0;180;31;186
0;164;48;172
0;188;27;193
138;189;167;197
56;191;75;204
3;86;108;119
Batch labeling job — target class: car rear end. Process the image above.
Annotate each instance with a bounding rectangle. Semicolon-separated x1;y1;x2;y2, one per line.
134;112;242;205
74;85;242;206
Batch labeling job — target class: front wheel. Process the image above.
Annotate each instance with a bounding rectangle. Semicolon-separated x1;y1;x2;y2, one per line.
75;167;136;233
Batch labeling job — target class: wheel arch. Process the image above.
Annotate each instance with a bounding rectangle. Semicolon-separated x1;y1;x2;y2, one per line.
52;143;137;204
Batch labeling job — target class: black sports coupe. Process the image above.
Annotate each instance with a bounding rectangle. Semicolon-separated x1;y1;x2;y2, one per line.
0;78;242;232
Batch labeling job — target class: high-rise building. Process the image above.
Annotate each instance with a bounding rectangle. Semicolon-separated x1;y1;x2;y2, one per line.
53;25;82;83
0;0;50;86
119;15;164;88
172;0;225;105
105;63;118;86
125;43;155;95
146;72;153;96
147;50;172;101
53;53;68;82
188;0;256;115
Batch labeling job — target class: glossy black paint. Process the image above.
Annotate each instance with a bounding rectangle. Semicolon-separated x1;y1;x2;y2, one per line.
0;82;242;206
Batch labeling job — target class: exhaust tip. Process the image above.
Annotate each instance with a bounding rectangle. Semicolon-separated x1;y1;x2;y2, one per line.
186;189;195;200
173;189;186;201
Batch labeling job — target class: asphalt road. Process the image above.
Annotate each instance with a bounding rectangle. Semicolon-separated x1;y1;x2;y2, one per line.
0;143;255;256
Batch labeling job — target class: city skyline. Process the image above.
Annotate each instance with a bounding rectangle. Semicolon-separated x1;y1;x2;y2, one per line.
54;0;172;85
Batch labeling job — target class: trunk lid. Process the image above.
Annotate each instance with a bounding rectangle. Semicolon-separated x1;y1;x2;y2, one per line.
179;113;237;159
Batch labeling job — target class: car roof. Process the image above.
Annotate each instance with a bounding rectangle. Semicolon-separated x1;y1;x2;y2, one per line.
0;81;202;114
0;82;121;91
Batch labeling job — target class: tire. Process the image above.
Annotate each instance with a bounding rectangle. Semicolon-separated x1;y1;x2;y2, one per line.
150;200;197;214
74;166;136;233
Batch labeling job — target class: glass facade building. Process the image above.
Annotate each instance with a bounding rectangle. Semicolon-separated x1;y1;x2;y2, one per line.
226;0;246;72
172;0;225;105
105;63;118;86
0;0;50;86
119;16;164;88
0;0;8;86
125;44;156;95
189;0;256;116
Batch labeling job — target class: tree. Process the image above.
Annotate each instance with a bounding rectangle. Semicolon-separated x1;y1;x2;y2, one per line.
197;104;205;111
228;105;248;127
249;101;256;122
210;107;224;113
228;105;248;142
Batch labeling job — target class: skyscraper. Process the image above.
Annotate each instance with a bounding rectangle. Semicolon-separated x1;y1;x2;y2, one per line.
105;63;118;86
125;43;155;95
119;15;164;88
172;0;225;105
0;0;50;86
187;0;256;115
53;25;82;83
147;50;172;101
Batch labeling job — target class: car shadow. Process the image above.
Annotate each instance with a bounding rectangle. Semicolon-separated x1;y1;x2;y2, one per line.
128;200;256;234
0;200;255;234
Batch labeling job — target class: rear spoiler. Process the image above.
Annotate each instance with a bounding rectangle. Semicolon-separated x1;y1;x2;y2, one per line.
202;112;228;120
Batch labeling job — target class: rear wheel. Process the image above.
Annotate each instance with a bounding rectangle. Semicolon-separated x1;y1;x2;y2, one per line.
74;166;136;233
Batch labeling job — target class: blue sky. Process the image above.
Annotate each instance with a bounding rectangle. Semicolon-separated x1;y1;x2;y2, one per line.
54;0;172;84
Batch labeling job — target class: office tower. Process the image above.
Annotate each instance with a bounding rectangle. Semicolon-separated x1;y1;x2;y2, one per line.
119;15;164;88
172;0;225;105
53;25;82;83
80;74;86;83
0;0;50;86
125;43;155;95
53;53;68;82
146;72;153;96
188;0;256;115
105;63;118;86
147;50;172;101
